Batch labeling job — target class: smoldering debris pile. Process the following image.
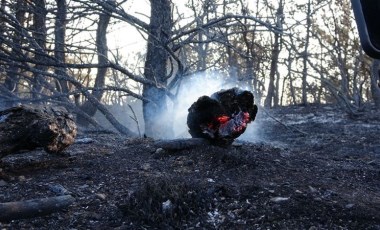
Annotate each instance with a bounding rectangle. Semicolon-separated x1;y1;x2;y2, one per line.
187;87;258;145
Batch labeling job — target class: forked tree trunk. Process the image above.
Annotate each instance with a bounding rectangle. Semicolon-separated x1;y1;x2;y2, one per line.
0;105;77;158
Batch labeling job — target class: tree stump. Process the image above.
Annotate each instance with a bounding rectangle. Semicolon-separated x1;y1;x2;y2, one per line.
0;105;77;158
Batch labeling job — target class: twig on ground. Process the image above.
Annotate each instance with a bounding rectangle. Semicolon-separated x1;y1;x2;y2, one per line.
128;104;141;137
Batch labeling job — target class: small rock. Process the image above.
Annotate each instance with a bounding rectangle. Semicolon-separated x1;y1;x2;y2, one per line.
270;197;289;202
232;142;243;147
308;186;318;193
142;163;151;171
152;148;166;159
207;178;215;183
155;148;165;154
345;203;355;209
75;138;94;144
18;175;26;182
0;180;8;186
162;199;173;214
79;184;89;189
95;193;107;200
48;184;71;195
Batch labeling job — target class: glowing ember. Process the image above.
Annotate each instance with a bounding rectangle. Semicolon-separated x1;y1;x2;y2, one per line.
217;115;230;124
219;111;251;136
187;87;258;146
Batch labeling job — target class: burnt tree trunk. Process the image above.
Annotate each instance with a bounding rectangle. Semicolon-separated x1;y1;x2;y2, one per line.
3;0;26;107
54;0;69;94
32;0;48;99
77;0;114;127
143;0;172;138
264;0;283;108
301;0;311;105
0;105;77;158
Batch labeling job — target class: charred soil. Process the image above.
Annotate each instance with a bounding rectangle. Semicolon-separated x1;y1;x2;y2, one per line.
0;104;379;229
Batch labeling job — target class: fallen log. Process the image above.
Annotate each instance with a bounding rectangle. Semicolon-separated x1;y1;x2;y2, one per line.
154;138;210;151
0;195;75;221
0;104;77;158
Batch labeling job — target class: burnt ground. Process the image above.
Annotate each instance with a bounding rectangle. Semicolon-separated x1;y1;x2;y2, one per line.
0;104;380;229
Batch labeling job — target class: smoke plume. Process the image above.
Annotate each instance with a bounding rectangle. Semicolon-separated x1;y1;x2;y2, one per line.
161;71;262;142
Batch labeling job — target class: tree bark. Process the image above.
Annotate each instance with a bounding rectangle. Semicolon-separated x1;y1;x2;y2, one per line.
0;105;77;158
143;0;172;138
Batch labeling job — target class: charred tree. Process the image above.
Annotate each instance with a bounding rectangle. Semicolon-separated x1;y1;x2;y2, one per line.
77;0;114;127
3;0;26;107
301;0;312;105
0;105;77;158
31;0;48;99
264;0;283;108
143;0;172;138
54;0;69;94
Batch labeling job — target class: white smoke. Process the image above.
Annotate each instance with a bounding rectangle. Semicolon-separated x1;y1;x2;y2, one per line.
96;70;263;142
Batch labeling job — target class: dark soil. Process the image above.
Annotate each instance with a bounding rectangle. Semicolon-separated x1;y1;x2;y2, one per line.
0;104;379;229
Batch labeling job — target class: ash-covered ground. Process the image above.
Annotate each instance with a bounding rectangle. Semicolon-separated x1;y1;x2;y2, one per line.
0;104;379;229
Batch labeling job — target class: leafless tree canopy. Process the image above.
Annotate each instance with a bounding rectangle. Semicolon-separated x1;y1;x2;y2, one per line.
0;0;378;137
